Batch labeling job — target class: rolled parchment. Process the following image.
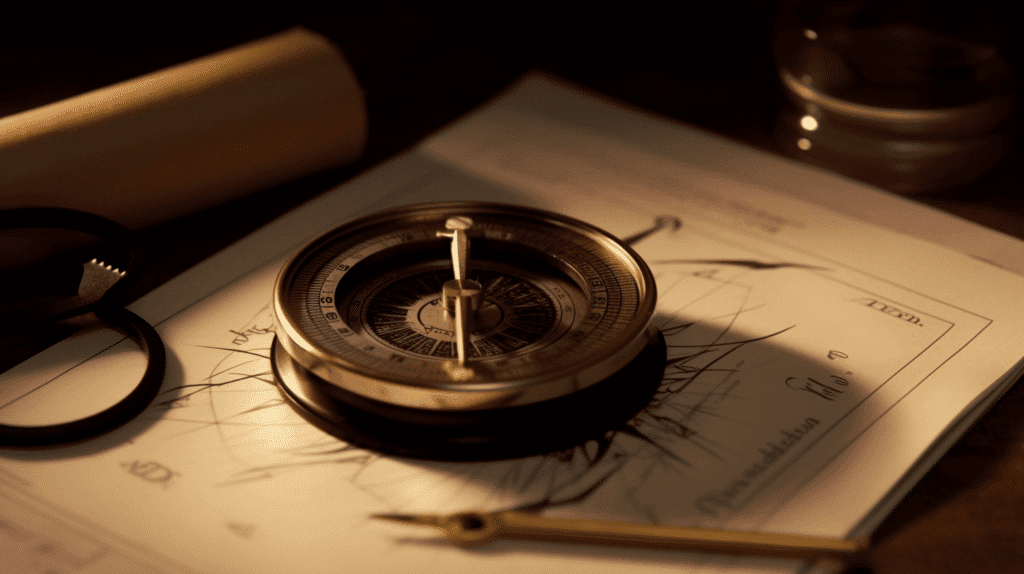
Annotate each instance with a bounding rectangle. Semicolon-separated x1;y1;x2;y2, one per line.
0;27;368;229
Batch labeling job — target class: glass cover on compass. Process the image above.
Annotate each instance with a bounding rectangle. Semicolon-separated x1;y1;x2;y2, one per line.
271;202;665;460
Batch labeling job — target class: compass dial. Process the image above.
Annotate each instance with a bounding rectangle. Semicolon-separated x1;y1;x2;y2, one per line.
357;264;569;360
272;202;664;459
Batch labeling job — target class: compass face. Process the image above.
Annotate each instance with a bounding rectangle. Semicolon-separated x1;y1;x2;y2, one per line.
273;202;659;415
358;265;567;360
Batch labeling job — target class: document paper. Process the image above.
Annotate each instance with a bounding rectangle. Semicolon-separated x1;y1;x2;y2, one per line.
3;73;1024;574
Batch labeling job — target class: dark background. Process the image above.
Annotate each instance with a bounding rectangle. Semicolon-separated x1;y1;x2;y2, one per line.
2;3;1024;572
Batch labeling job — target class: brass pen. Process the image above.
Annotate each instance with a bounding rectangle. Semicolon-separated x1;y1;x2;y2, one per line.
372;510;868;561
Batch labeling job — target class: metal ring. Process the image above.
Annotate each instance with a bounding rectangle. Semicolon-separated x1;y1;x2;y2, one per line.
0;306;166;447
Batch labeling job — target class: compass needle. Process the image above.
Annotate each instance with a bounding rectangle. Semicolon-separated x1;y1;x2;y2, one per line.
438;216;482;367
454;293;469;365
373;510;870;560
272;202;664;460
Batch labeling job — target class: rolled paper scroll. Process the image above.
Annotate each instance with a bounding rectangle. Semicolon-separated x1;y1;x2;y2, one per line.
0;27;368;229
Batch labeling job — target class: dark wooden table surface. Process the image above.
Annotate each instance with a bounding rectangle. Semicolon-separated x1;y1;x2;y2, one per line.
2;4;1023;572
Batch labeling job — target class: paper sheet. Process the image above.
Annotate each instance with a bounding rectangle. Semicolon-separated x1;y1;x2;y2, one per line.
3;73;1024;574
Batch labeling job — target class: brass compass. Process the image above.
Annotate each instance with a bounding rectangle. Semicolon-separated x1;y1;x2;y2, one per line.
271;202;665;459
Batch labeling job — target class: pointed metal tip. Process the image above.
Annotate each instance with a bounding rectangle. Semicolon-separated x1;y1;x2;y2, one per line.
369;513;406;522
371;513;444;526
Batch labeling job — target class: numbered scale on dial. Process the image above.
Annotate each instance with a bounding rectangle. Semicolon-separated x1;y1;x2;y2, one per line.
272;202;666;460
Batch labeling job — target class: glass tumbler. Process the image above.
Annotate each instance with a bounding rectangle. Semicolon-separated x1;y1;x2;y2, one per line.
773;1;1016;194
